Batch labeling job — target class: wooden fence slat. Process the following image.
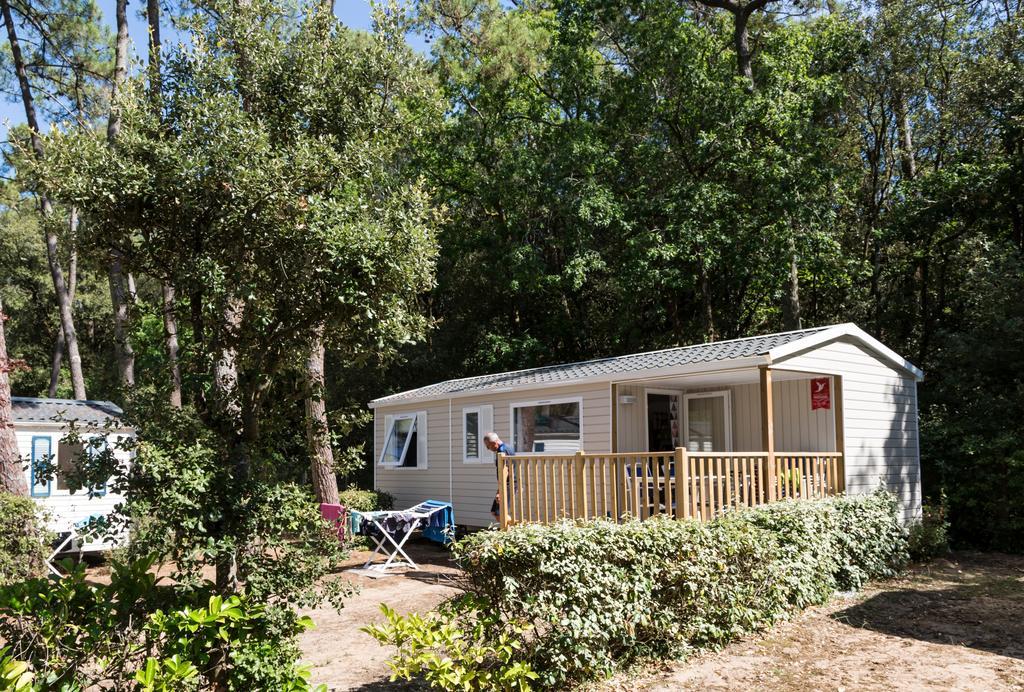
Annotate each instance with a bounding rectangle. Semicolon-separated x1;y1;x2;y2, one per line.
692;456;700;515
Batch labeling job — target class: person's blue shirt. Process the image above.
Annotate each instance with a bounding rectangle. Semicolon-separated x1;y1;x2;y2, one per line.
494;442;514;477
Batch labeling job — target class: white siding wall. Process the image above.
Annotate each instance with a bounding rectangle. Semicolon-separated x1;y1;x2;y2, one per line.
374;383;611;527
772;337;922;521
17;426;129;544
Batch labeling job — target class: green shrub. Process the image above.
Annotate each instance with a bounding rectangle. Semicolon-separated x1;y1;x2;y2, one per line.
0;493;49;586
908;503;950;561
338;487;394;512
363;596;538;691
0;557;323;690
446;491;908;688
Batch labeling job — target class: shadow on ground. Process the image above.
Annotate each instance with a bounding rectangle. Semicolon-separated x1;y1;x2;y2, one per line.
832;551;1024;660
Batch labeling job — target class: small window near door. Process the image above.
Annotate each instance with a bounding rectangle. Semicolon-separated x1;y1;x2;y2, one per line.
462;405;493;463
684;391;732;452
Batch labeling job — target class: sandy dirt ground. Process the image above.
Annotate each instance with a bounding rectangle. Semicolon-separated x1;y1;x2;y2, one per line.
601;551;1024;692
299;538;461;691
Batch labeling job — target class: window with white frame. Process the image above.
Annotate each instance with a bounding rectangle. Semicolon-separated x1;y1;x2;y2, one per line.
510;398;581;454
379;412;427;468
683;391;732;452
462;405;493;463
55;435;110;495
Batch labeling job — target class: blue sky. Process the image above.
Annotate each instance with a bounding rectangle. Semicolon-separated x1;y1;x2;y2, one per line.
0;0;428;129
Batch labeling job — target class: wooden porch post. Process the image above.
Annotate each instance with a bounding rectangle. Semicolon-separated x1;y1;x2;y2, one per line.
498;453;510;529
760;365;777;502
611;383;618;453
675;447;688;519
833;375;846;494
574;450;588;520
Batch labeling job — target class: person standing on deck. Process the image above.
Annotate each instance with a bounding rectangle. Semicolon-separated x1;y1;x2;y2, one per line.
484;432;514;523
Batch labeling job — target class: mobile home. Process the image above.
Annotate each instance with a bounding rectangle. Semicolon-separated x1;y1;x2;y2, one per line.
14;397;132;551
370;323;923;527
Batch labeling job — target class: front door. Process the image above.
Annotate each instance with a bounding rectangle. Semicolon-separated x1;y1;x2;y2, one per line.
646;392;681;452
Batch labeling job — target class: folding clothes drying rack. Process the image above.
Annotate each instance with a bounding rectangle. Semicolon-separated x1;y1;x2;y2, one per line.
351;500;454;573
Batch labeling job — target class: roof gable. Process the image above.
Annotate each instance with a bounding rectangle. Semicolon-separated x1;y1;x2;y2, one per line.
767;323;925;381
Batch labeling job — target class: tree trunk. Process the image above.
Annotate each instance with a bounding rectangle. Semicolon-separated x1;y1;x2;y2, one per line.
105;0;134;390
894;90;916;181
146;0;162;108
48;329;64;398
782;234;802;330
700;265;716;342
48;214;77;397
163;283;182;408
212;297;245;594
733;13;755;88
0;296;28;496
305;328;338;505
107;255;135;388
2;0;86;400
106;0;129;143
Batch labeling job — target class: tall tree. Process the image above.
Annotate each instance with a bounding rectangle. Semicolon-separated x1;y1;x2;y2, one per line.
47;208;77;397
693;0;779;88
35;0;440;589
0;0;87;399
105;0;135;390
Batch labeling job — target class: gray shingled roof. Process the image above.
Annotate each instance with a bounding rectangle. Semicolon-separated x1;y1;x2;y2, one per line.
11;397;124;425
372;325;834;405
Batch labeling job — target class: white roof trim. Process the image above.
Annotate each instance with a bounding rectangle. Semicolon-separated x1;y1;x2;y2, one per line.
767;323;924;381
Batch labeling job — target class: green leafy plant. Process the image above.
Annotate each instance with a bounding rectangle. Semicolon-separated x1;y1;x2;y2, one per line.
908;503;950;562
363;596;538;691
0;557;324;690
134;655;199;692
0;558;160;689
338;487;395;513
0;493;49;586
0;647;33;692
143;593;322;691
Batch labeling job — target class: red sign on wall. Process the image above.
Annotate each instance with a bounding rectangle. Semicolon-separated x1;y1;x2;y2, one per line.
811;377;831;410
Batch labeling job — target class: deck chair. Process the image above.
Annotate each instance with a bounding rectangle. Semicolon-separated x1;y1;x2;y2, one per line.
351;500;454;573
623;458;676;517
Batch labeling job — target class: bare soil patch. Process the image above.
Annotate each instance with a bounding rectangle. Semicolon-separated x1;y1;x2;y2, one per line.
299;538;461;691
604;551;1024;692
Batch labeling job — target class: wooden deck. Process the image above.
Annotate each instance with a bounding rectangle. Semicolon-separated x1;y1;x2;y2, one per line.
497;450;844;528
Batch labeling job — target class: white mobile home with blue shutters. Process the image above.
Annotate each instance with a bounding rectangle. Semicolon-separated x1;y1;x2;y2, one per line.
13;397;132;552
370;323;925;528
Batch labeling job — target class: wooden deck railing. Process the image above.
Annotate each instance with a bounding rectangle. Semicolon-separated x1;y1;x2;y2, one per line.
497;449;844;528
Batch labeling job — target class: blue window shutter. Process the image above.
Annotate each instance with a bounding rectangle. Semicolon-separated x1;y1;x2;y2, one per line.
88;437;109;496
30;436;51;497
